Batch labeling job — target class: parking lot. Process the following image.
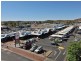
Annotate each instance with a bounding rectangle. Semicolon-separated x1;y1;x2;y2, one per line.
34;27;81;61
1;25;81;61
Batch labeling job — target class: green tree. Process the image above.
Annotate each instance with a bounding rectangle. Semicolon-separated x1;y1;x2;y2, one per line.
67;41;81;61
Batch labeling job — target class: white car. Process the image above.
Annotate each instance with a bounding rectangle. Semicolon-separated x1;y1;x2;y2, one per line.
1;34;10;43
29;38;36;43
9;32;17;38
30;44;38;52
34;46;43;53
19;32;26;38
19;31;31;38
1;34;10;39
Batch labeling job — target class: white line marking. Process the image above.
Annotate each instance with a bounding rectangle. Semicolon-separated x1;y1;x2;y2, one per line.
54;51;57;56
63;51;66;55
54;49;61;61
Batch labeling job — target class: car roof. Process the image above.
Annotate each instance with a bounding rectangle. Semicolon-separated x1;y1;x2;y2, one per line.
37;46;42;49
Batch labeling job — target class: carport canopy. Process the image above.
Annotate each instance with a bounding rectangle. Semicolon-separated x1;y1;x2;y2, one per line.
50;34;64;38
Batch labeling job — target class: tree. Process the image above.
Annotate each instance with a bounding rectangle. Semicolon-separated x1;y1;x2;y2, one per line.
50;38;61;45
66;41;81;61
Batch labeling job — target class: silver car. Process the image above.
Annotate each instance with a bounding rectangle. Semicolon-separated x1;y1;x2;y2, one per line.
30;44;38;52
34;46;43;53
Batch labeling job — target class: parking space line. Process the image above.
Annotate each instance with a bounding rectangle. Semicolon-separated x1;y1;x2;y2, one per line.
54;50;57;56
63;51;66;55
54;49;61;61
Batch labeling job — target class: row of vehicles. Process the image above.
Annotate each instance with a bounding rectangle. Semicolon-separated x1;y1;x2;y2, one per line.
21;38;43;53
77;26;81;34
30;44;43;53
1;32;17;43
1;31;31;42
1;24;66;43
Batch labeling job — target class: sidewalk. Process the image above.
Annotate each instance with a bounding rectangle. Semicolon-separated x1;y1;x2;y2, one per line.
1;41;46;61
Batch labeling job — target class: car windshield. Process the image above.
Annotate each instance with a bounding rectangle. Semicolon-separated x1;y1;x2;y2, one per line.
32;46;36;48
37;46;42;49
44;29;47;32
59;34;63;35
14;33;16;35
21;32;25;35
1;34;5;37
29;38;33;41
38;31;41;34
26;32;31;34
9;33;14;35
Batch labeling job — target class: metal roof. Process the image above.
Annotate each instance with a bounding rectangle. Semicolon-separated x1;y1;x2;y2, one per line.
50;26;74;38
51;34;64;38
56;26;74;35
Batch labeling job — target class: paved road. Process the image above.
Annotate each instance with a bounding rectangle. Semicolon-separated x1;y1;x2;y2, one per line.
35;28;81;61
1;49;32;61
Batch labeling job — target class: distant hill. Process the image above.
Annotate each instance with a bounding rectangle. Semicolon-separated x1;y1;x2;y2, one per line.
1;18;81;27
74;18;81;22
45;18;81;24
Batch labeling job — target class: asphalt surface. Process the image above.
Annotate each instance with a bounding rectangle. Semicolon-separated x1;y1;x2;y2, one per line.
1;27;81;61
35;28;81;61
35;37;66;61
1;49;32;61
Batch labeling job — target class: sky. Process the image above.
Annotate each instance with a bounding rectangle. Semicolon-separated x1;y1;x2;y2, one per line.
1;1;81;21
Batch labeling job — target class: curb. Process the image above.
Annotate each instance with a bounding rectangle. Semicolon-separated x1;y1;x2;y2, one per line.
2;45;46;61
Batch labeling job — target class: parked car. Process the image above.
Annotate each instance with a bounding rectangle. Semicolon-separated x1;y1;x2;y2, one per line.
29;38;36;43
30;44;38;52
1;34;10;43
19;31;31;40
50;38;62;45
23;41;32;49
77;31;81;34
19;32;26;38
34;46;43;53
9;32;17;39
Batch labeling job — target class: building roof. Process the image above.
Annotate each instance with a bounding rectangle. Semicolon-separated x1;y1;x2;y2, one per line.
56;26;74;35
50;26;74;38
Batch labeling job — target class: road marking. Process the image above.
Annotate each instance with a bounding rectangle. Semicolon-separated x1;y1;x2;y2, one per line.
54;50;57;56
63;51;66;55
54;49;61;61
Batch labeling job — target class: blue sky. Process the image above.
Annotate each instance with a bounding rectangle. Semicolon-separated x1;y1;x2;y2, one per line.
1;1;81;21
